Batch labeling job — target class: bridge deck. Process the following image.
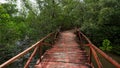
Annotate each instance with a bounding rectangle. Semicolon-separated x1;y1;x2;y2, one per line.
35;31;91;68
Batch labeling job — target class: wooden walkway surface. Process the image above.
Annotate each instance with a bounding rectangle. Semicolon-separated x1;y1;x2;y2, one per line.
35;31;91;68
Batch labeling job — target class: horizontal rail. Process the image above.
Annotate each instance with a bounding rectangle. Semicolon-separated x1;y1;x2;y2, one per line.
79;30;120;68
0;32;54;68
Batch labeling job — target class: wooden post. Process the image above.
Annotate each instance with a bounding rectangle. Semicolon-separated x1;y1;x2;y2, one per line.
0;32;53;68
89;46;92;64
90;46;103;68
24;46;39;68
80;31;120;68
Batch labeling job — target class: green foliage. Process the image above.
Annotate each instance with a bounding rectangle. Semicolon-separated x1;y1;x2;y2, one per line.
112;45;120;55
98;7;114;25
0;3;28;63
100;39;112;51
0;0;120;64
81;0;120;54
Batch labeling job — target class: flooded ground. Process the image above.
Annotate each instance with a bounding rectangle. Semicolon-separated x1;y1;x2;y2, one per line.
100;52;120;68
85;46;120;68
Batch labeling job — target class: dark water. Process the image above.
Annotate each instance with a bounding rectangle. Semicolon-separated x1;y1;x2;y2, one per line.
91;52;120;68
85;47;120;68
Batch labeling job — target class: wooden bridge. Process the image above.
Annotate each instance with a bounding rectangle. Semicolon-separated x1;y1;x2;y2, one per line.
0;29;120;68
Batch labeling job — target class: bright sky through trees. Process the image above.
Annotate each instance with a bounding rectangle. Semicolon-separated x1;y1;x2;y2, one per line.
0;0;7;3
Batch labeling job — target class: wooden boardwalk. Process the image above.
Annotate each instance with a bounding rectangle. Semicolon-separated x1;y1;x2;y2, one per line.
1;30;120;68
35;31;91;68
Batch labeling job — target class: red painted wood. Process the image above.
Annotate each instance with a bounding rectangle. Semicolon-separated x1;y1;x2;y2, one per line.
35;31;91;68
80;31;120;68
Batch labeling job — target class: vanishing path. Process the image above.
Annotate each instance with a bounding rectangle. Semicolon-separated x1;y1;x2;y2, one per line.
35;31;91;68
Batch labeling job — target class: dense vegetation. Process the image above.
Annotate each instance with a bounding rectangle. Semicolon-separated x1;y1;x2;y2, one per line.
0;0;120;64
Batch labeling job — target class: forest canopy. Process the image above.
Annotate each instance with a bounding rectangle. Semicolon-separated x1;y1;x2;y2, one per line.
0;0;120;64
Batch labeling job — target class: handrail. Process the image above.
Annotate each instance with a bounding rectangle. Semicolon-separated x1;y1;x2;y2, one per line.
90;46;103;68
77;29;120;68
24;45;39;68
0;32;54;68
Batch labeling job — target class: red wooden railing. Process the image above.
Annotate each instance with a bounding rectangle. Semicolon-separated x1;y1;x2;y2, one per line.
0;29;60;68
76;29;120;68
0;28;120;68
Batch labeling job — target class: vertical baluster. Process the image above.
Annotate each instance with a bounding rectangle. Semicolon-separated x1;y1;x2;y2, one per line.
24;46;39;68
